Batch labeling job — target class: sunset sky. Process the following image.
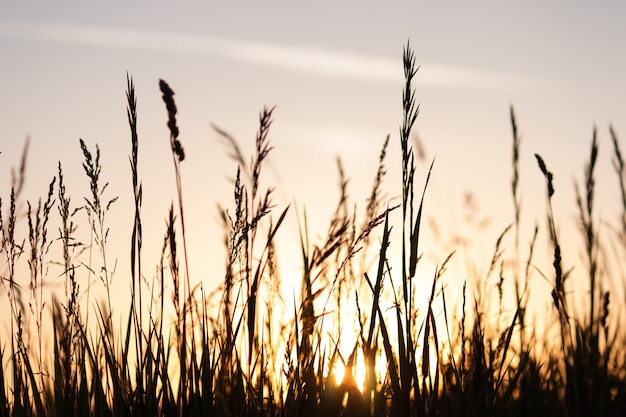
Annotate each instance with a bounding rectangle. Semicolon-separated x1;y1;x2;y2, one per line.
1;2;626;322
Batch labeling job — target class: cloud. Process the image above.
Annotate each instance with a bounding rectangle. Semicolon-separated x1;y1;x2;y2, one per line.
0;20;522;91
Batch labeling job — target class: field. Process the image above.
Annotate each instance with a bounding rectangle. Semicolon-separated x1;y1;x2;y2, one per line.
1;43;625;416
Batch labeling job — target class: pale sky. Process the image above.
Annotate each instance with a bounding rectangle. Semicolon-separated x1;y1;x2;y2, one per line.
1;2;626;326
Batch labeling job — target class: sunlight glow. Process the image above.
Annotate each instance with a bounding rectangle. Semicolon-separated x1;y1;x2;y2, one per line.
354;357;366;392
333;362;345;386
331;350;370;392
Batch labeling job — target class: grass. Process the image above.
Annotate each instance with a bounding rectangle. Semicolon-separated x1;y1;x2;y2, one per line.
1;41;626;416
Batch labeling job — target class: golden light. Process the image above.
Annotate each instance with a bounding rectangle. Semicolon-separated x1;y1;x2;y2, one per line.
354;354;367;392
333;361;345;386
331;348;370;393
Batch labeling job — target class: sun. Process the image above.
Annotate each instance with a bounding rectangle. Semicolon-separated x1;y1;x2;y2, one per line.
331;350;370;393
333;361;346;385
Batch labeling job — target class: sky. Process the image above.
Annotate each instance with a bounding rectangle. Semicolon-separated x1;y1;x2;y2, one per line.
1;2;626;333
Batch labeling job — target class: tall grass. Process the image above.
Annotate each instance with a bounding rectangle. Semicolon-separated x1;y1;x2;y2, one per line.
0;41;625;416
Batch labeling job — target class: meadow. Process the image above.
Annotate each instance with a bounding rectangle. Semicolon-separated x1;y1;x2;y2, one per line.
1;43;625;416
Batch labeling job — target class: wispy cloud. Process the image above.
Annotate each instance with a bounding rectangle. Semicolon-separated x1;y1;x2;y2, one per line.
0;20;522;91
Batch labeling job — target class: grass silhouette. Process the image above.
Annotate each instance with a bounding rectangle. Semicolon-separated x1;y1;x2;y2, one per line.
0;41;625;416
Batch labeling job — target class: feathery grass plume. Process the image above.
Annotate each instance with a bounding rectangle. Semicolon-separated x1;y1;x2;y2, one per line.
213;123;252;186
1;149;28;390
511;106;521;229
399;41;420;285
216;166;246;416
2;187;25;321
484;223;512;315
572;129;618;417
222;166;245;360
126;75;151;406
245;106;276;381
575;128;598;333
250;106;274;201
159;79;184;162
127;74;143;325
10;137;29;202
55;162;86;416
535;154;566;311
510;106;530;348
159;80;193;352
392;39;425;416
361;135;390;273
57;162;80;306
2;140;31;322
610;125;626;244
158;80;201;414
79;138;118;322
26;174;55;387
167;205;181;334
215;105;290;414
366;135;390;223
324;157;351;338
536;153;582;415
487;224;513;279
